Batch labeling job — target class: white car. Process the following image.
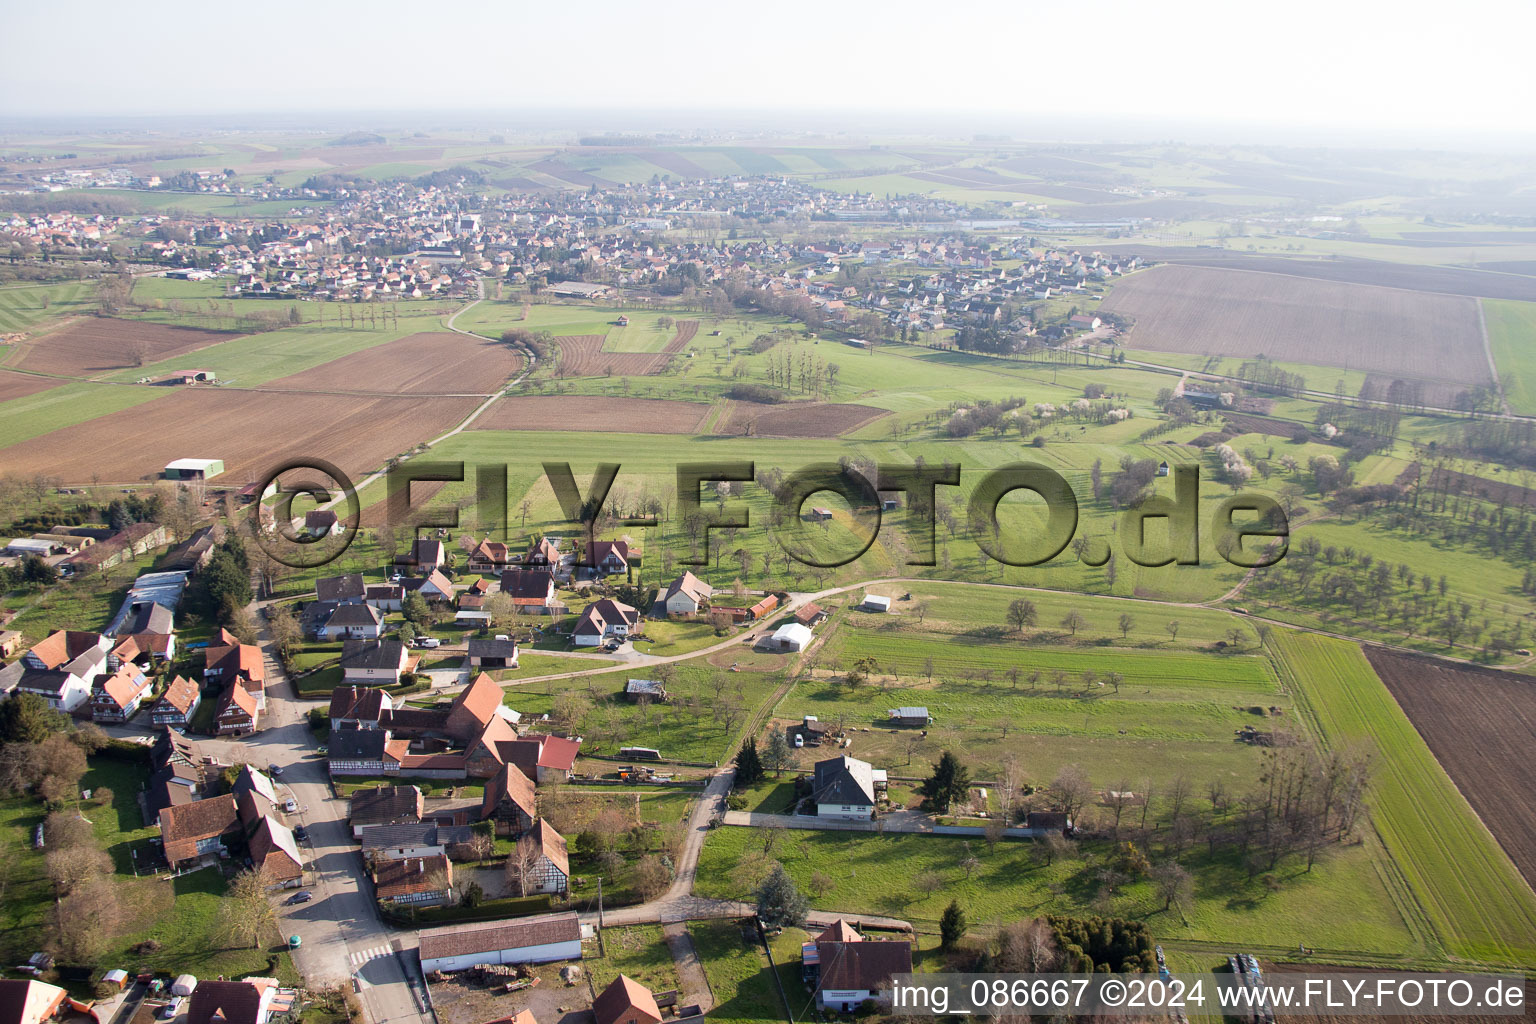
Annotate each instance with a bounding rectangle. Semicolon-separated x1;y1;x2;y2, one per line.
415;637;441;649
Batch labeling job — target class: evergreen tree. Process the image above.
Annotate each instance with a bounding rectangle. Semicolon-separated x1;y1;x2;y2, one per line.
754;864;809;929
917;750;971;813
734;737;765;788
0;693;68;744
940;900;968;949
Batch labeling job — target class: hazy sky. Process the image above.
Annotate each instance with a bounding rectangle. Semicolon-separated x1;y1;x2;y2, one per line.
4;0;1534;139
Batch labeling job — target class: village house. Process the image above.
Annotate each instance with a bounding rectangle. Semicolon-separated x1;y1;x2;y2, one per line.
480;762;538;836
402;568;455;604
147;730;205;824
329;685;394;730
521;536;561;571
340;638;411;686
804;919;913;1012
661;571;711;615
811;755;885;820
374;854;453;906
1;630;112;712
512;820;570;895
216;682;260;735
397;538;446;573
499;569;556;612
583;539;631;578
365;583;404;613
359;822;474;861
248;817;304;887
316;573;367;606
304;510;342;537
318;602;384;640
573;598;640;646
204;629;266;708
159;795;241;870
186;977;282;1024
149;675;202;727
592;976;663;1024
466;538;512;574
0;979;69;1024
349;785;424;838
89;664;153;723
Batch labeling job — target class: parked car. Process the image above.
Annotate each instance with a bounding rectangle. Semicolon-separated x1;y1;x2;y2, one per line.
288;890;313;905
281;798;298;813
414;636;441;648
268;764;283;777
158;998;183;1019
294;825;309;842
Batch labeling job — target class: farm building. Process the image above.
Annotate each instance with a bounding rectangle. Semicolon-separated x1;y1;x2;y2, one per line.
164;458;225;481
887;706;931;726
624;678;668;702
163;368;216;385
806;507;835;521
3;537;60;558
794;603;827;627
770;622;814;652
468;636;519;668
416;911;583;973
747;594;779;620
859;594;891;612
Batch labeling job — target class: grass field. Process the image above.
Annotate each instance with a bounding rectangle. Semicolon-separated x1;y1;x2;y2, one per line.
0;280;96;332
785;601;1282;786
1270;630;1536;965
689;919;799;1024
693;826;1416;958
1483;298;1536;415
0;755;299;986
585;925;680;997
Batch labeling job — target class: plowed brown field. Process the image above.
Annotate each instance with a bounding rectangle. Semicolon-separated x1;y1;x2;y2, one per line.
11;319;234;378
0;370;62;402
1101;265;1489;385
472;395;709;433
1364;646;1536;889
264;331;523;395
0;390;477;485
555;320;698;376
720;400;887;437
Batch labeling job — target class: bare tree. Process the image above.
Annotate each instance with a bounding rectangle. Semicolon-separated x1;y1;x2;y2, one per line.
220;868;276;949
504;835;545;896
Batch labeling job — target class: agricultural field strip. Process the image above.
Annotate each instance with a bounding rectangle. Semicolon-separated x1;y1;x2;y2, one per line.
1100;264;1491;386
1270;631;1536;965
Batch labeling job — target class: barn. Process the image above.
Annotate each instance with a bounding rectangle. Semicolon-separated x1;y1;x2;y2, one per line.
771;622;814;652
417;912;583;973
164;458;225;481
